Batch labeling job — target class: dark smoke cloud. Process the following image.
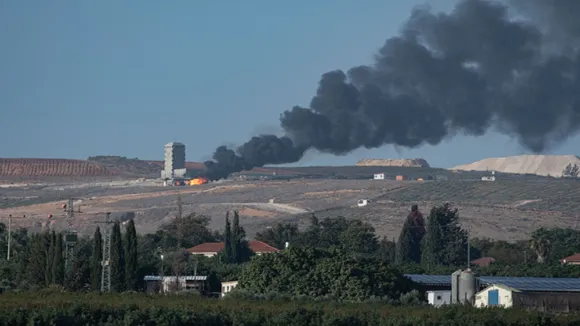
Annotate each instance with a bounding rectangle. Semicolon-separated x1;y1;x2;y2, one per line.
202;0;580;180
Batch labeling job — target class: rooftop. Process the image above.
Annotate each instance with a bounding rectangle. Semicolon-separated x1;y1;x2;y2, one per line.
560;253;580;263
405;274;580;292
186;240;280;254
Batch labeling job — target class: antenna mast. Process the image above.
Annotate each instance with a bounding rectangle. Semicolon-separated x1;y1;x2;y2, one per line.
96;212;113;292
63;198;81;273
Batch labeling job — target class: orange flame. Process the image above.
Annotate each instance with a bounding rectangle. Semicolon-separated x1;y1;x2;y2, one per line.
188;177;208;185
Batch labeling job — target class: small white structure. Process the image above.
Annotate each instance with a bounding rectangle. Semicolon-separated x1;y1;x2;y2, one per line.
481;176;496;181
357;199;368;207
474;284;516;308
373;173;385;180
427;290;451;307
222;281;238;297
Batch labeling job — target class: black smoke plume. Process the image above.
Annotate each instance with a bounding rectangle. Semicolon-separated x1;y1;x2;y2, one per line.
202;0;580;180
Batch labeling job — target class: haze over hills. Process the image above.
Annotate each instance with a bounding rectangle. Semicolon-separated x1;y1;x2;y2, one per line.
451;155;580;177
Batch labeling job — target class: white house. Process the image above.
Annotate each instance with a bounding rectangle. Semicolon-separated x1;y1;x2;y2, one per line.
222;281;238;297
427;290;451;307
373;173;385;180
475;284;518;308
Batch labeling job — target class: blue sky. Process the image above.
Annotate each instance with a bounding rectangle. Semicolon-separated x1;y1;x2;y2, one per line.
1;0;578;168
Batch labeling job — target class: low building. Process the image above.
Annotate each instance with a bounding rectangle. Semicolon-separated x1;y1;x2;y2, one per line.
475;283;580;312
186;240;279;257
427;290;451;307
471;257;495;267
373;173;385;180
406;273;580;312
143;275;208;294
222;281;238;297
560;253;580;265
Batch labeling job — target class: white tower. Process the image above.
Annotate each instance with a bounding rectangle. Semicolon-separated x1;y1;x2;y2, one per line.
161;142;186;179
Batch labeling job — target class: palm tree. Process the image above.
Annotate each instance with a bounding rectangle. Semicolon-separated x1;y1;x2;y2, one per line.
530;228;551;263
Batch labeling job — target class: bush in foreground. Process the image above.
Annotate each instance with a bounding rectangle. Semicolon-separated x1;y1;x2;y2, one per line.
1;292;580;325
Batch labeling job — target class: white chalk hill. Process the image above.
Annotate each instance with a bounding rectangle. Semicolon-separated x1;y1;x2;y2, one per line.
450;155;580;177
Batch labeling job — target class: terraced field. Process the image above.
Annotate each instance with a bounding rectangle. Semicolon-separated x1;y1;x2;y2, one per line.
0;159;119;178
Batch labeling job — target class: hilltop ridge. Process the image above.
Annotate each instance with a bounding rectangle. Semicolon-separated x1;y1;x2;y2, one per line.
451;155;580;177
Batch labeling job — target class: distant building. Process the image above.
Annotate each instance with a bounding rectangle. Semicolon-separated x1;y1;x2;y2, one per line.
221;281;238;297
471;257;496;267
475;283;580;312
560;253;580;265
161;142;187;179
143;275;208;294
427;290;451;307
186;240;279;257
373;173;385;180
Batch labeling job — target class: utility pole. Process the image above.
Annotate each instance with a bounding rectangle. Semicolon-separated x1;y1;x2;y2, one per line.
6;215;11;260
96;212;113;292
467;225;471;269
63;198;81;273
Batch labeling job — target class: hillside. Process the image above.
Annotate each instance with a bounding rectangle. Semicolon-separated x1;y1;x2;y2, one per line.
356;158;430;168
0;158;120;178
451;155;580;177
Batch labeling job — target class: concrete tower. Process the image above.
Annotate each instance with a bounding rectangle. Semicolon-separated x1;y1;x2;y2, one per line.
161;142;186;179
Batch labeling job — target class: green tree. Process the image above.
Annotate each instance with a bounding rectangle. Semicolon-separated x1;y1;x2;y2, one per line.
220;212;234;264
52;233;64;285
530;228;551;264
301;214;321;247
124;219;138;291
239;247;420;302
255;223;300;249
91;227;103;291
421;203;467;267
338;219;379;254
230;211;252;263
377;236;396;263
25;234;47;287
45;231;56;285
397;205;425;264
110;221;125;292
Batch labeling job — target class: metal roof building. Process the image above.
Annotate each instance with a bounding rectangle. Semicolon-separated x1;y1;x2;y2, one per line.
404;274;580;292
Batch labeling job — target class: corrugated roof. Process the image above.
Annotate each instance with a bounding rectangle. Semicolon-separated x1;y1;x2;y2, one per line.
144;275;207;281
186;240;280;254
404;274;580;292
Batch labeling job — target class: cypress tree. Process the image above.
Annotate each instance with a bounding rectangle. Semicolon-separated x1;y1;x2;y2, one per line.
26;234;48;287
231;211;240;263
221;212;233;264
396;205;425;264
124;219;138;291
45;231;56;285
396;217;414;264
52;233;65;285
110;221;125;292
421;203;467;266
91;227;103;291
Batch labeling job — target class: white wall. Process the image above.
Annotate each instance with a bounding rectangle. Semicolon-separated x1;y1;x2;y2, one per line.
222;281;239;297
474;285;514;308
427;291;451;307
373;173;385;180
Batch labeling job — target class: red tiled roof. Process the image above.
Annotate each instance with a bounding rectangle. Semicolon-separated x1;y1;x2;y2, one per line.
560;253;580;263
471;257;495;267
186;240;279;254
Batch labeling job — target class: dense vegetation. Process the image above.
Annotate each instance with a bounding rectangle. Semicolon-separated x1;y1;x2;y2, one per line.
3;198;580;323
1;291;579;325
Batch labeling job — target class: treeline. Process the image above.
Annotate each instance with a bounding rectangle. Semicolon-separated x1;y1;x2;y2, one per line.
3;201;580;294
0;292;579;326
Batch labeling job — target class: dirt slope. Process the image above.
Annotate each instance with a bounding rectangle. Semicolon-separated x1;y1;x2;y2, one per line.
356;158;430;168
450;155;580;177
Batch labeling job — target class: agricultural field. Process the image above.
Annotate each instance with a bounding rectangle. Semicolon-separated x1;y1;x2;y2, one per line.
2;173;580;242
0;158;120;178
